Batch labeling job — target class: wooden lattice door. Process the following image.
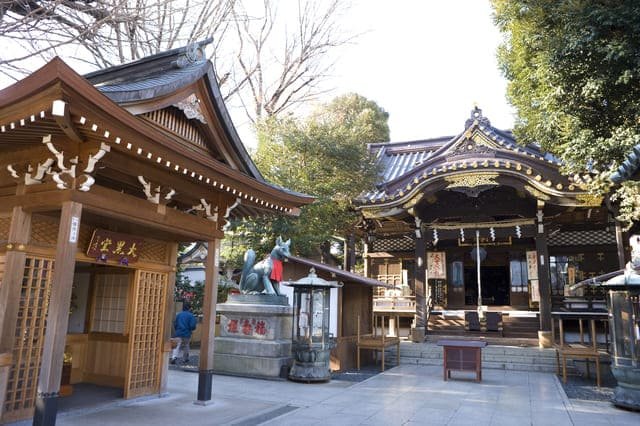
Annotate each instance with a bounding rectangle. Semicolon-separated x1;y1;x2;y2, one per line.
124;270;167;399
2;256;54;423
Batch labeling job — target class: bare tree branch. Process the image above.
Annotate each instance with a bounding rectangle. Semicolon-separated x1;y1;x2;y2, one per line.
0;0;355;126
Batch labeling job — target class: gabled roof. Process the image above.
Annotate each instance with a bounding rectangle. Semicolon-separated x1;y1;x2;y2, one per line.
0;43;313;218
357;107;594;211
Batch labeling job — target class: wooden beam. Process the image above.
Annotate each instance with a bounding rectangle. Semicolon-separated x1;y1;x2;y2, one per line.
34;201;82;425
159;243;178;395
0;207;31;420
73;185;223;240
197;239;220;403
411;235;426;342
53;101;84;143
615;220;626;270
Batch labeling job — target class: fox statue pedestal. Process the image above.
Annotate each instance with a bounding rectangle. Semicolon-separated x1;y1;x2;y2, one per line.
213;294;293;379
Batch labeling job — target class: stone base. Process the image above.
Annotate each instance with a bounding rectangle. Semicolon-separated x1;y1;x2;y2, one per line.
613;385;640;411
538;330;553;348
411;326;426;343
289;362;331;382
214;353;291;379
611;366;640;411
214;301;293;379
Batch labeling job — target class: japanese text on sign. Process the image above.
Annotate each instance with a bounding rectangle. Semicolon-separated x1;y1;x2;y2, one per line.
87;229;143;263
427;251;447;279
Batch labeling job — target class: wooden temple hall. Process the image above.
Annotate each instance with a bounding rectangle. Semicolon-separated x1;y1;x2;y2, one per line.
356;107;626;344
0;41;312;424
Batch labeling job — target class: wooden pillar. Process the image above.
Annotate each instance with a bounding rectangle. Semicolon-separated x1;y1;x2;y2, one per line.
412;234;426;342
33;201;82;426
196;239;220;404
615;220;626;270
535;219;553;348
159;243;179;395
344;233;356;273
363;240;369;278
0;207;32;420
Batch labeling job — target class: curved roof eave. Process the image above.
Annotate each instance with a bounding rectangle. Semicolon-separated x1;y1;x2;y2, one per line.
0;57;314;211
357;168;594;212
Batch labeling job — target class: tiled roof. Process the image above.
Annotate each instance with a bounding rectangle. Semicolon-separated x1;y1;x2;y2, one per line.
611;144;640;183
359;107;564;205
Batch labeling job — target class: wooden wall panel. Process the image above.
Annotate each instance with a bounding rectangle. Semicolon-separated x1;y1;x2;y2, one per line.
124;270;167;399
29;215;58;247
83;335;128;388
0;253;5;284
2;256;54;424
65;334;88;384
0;217;9;242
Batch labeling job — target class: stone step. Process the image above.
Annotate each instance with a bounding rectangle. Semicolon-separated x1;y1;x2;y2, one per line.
382;342;572;374
394;357;560;373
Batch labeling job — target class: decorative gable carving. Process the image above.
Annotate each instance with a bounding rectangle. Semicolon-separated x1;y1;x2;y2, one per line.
141;106;207;149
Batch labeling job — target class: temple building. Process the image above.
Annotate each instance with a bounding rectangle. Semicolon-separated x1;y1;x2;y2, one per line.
0;41;312;424
355;107;625;344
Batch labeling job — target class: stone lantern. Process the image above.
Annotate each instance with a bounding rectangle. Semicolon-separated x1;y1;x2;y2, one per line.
283;268;342;382
604;235;640;410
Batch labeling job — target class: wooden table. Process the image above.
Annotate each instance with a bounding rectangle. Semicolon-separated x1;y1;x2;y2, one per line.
551;312;607;387
437;340;487;382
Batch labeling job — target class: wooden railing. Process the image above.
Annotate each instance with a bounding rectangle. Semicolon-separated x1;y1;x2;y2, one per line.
373;296;416;314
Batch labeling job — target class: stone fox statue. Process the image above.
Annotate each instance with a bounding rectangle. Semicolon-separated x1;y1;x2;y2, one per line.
239;237;291;295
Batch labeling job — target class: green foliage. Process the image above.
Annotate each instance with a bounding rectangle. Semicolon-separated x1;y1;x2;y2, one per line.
174;274;232;316
223;93;389;261
493;0;640;223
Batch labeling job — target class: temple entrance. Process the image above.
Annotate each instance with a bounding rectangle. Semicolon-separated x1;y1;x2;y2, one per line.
464;266;510;306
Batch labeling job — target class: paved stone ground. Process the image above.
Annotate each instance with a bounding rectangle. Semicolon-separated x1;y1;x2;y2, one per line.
14;363;637;426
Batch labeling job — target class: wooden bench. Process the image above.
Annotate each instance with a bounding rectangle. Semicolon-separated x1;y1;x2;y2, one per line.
437;339;487;382
356;314;400;372
552;314;606;387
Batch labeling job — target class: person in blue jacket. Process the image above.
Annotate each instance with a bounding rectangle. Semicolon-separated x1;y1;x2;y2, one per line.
171;302;197;364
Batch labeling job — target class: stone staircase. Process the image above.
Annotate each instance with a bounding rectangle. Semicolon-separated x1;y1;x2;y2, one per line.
384;341;567;373
502;313;540;338
427;311;540;339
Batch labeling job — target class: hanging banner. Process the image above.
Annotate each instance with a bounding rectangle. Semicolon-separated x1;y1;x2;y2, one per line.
427;251;446;279
530;279;540;303
526;250;539;280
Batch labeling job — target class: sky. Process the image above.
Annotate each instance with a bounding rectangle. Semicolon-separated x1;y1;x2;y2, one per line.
0;0;515;148
227;0;515;148
321;0;515;142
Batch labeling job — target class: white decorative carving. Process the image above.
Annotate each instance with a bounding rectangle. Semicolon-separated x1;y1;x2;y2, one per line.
164;189;176;201
225;198;241;219
137;175;160;203
84;142;110;173
193;198;218;221
78;175;95;192
24;158;54;185
7;165;19;178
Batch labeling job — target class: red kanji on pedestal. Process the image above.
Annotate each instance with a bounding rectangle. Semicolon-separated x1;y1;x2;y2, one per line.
227;319;238;333
255;320;267;335
241;319;253;335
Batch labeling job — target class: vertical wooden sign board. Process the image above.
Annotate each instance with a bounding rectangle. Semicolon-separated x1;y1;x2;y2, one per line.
527;250;540;304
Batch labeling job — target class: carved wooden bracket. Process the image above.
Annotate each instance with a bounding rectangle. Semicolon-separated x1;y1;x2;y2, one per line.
192;198;218;221
138;175;176;204
5;135;111;191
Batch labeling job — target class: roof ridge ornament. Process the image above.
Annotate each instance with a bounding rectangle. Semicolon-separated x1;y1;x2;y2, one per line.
465;105;491;129
174;42;206;68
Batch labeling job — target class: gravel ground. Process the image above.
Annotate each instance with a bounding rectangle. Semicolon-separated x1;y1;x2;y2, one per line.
559;363;617;401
